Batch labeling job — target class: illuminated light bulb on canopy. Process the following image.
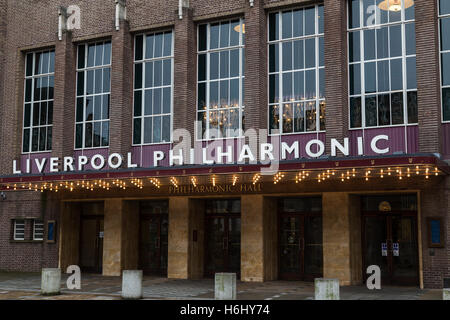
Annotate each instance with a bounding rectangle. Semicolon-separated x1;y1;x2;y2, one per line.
378;0;414;12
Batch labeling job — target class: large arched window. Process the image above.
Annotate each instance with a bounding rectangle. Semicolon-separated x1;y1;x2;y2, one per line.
348;0;417;128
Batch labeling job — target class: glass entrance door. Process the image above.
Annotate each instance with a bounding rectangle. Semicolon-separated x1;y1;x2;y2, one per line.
363;213;418;285
279;214;323;280
204;199;241;277
139;201;169;276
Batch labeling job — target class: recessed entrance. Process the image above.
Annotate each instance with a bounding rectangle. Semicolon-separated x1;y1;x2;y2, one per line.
362;194;419;286
79;202;104;274
139;201;169;276
204;199;241;277
278;197;323;281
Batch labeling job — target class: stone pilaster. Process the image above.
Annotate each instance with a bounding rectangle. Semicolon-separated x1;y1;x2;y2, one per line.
52;32;76;159
173;8;196;145
103;199;139;276
241;195;277;282
322;192;362;286
244;0;267;134
416;0;442;153
168;197;190;279
324;0;348;153
109;20;133;155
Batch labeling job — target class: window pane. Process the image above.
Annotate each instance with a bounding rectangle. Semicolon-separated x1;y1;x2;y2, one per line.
154;33;163;58
230;49;239;77
283;103;293;133
230;21;240;46
94;96;102;120
210;52;219;80
154;60;162;86
282;11;293;39
389;25;402;57
163;32;172;56
25;79;32;102
85;96;93;121
378;94;390;126
46;126;52;150
101;122;109;146
76;124;83;148
103;42;111;65
85;123;92;148
407;91;418;123
103;69;110;93
32;128;39;151
305;101;316;131
442;52;450;86
269;13;279;41
365;62;376;93
24;104;31;127
305;38;315;68
153;116;162;143
349;31;361;63
199;25;207;51
365;95;377;127
93;122;101;147
364;29;376;60
441;0;450;15
135;34;143;61
39;126;46;151
442;88;450;121
163;87;171;114
145;62;153;88
153;88;161;114
378;60;390;92
349;0;360;29
135;63;142;89
269;74;279;103
294;71;304;100
304;7;315;35
305;70;315;99
76;98;84;122
40;102;47;125
95;43;104;66
133;118;142;144
198;82;206;109
350;64;361;95
26;53;33;77
282;72;292;102
293;10;303;37
210;23;220;49
350;97;362;128
377;27;389;59
294;102;305;132
23;129;30;152
407;57;417;89
220;22;230;48
162;115;170;142
391;92;404;125
269;105;280;133
282;42;292;71
163;60;171;86
87;44;95;67
405;23;416;55
198;54;206;81
134;91;142;117
102;95;110;119
220;51;229;78
390;58;403;91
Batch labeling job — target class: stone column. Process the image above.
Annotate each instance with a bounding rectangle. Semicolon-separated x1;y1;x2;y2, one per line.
109;20;133;155
324;0;348;153
322;193;362;286
103;199;139;276
58;202;81;271
241;195;277;282
168;197;190;279
415;0;442;153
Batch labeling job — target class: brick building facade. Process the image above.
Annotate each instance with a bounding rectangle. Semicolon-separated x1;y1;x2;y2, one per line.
0;0;449;289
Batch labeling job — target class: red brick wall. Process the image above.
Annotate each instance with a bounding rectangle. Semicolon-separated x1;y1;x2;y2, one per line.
0;191;59;272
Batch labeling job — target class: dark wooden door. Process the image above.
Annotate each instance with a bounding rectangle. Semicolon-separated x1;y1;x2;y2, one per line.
362;212;419;285
204;215;241;277
139;214;169;275
279;212;323;280
79;216;104;273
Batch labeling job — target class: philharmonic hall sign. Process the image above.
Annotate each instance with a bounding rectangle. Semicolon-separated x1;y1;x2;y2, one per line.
12;135;391;174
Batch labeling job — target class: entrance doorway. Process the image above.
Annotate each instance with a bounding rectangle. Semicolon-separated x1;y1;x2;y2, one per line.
278;197;323;280
204;199;241;277
139;201;169;276
362;195;419;286
79;215;104;273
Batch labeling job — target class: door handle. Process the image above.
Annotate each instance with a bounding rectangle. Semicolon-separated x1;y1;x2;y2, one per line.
299;238;304;251
223;237;228;250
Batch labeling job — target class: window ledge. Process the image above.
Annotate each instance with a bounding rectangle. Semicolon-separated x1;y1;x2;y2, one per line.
10;240;43;244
